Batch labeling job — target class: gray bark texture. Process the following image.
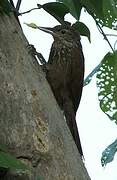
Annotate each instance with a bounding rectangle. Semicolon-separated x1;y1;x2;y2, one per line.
0;13;91;180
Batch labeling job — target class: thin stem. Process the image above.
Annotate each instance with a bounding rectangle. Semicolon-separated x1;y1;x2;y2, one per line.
96;21;114;52
105;34;117;37
114;40;117;50
16;0;22;11
19;7;40;16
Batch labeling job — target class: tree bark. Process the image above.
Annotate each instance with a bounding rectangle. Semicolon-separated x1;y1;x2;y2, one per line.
0;13;90;180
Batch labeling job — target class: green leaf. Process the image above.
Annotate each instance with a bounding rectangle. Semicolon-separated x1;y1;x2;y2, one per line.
101;139;117;167
72;21;91;42
38;2;69;24
0;151;28;170
0;144;8;152
36;176;44;180
56;0;82;20
81;0;103;17
56;0;117;29
102;0;117;30
24;22;39;29
84;63;101;86
96;51;117;123
80;0;117;29
0;0;12;15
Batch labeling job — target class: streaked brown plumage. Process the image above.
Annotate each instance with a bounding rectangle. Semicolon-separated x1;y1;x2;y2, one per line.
39;24;84;156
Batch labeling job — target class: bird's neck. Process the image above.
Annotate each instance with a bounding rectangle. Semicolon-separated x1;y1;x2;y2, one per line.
53;39;74;49
48;40;75;66
53;38;80;50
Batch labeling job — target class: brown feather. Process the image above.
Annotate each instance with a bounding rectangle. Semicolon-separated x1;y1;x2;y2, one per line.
42;25;84;156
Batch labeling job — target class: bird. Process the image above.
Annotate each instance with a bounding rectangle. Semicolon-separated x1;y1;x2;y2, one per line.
39;23;85;156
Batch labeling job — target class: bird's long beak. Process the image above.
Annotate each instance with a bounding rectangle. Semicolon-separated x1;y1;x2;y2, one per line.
38;26;59;38
38;27;54;35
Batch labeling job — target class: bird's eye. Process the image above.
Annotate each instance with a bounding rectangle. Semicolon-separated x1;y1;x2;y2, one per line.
60;29;66;34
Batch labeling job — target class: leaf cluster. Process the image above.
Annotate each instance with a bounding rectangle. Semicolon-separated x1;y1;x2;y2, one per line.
0;144;28;172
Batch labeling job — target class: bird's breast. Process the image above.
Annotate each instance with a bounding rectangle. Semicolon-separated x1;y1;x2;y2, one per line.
52;41;74;65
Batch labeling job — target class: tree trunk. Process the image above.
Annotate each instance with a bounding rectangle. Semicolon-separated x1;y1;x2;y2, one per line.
0;13;90;180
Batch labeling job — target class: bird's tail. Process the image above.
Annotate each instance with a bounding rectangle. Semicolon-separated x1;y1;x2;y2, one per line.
71;117;83;157
60;91;83;156
65;110;83;157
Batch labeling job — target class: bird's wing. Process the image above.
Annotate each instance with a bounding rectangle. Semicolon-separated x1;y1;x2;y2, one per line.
48;43;57;64
69;44;84;113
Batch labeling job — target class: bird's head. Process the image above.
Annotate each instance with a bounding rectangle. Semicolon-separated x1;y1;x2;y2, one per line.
38;24;80;43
